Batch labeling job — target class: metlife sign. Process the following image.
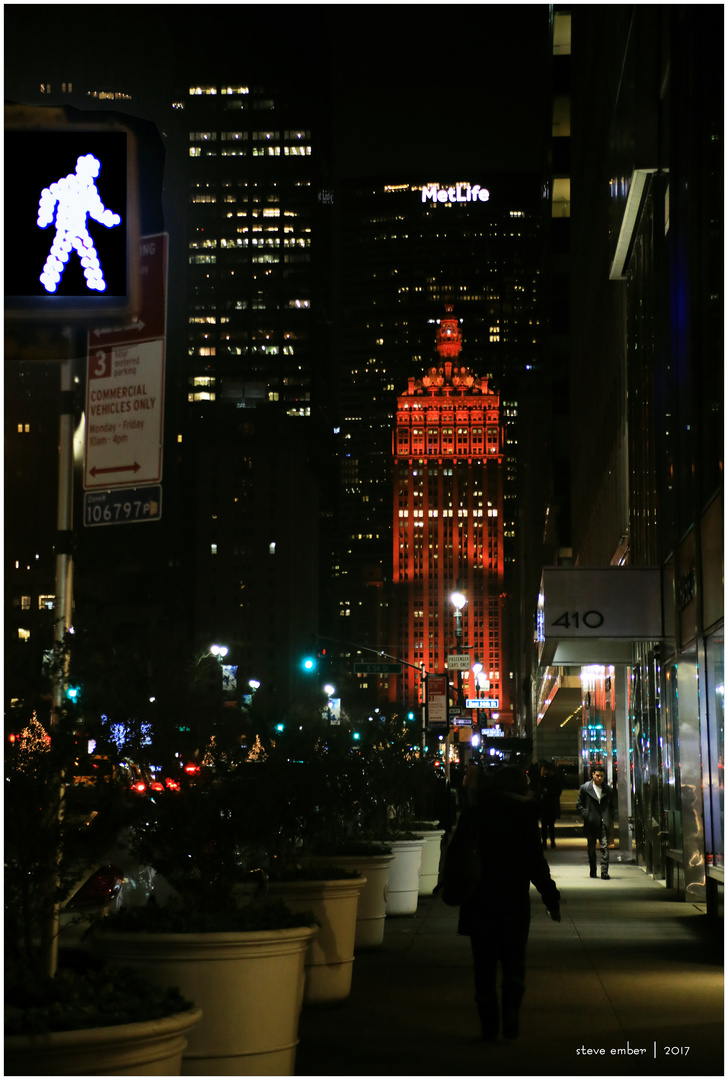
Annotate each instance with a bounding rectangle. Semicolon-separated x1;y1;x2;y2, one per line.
421;183;490;205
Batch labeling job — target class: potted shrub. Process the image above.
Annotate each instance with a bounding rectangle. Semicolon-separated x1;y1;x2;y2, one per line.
350;715;435;915
233;721;370;1004
5;960;202;1076
404;819;447;896
4;707;202;1076
90;774;319;1075
303;842;395;950
262;861;366;1006
93;897;317;1076
8;632;319;1077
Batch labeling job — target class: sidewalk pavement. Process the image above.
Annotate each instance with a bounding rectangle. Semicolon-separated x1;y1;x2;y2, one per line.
294;839;724;1077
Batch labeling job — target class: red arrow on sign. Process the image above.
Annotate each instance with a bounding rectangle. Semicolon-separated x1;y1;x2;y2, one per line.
90;463;141;477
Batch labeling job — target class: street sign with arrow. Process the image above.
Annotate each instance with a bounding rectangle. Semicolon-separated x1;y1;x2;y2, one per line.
84;234;166;492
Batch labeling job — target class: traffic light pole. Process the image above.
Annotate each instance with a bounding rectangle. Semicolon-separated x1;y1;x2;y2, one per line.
319;635;431;746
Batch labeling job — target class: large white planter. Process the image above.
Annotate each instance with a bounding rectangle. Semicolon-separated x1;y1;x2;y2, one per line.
265;876;366;1005
417;829;446;895
4;1007;202;1076
307;854;394;949
93;925;317;1075
382;838;426;915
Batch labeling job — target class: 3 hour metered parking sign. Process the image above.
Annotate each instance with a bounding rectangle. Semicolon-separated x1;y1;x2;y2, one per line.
84;234;167;492
4;104;139;322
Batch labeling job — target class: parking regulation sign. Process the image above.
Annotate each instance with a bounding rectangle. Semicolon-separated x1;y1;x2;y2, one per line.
84;339;164;488
84;234;167;492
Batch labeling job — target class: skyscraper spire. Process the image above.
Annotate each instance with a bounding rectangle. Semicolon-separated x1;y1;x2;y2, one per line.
435;301;463;360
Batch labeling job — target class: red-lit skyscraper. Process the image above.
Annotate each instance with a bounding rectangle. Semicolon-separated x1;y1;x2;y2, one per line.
392;304;511;729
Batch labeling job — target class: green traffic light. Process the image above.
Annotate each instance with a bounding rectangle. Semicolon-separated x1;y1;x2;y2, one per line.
66;686;80;701
302;656;316;672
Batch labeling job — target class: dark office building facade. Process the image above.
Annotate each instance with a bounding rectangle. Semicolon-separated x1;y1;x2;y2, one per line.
171;78;335;703
555;5;723;912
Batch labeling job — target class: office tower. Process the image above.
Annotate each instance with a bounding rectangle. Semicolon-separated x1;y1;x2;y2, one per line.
391;304;510;727
168;77;334;699
530;7;578;760
336;176;545;720
180;82;330;412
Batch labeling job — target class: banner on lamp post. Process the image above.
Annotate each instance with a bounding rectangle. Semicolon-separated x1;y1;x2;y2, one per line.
426;674;449;730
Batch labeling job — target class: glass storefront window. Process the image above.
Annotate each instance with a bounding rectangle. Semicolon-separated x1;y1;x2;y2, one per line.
704;629;724;869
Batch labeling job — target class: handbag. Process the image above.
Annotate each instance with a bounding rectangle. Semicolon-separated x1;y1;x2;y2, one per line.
440;810;482;906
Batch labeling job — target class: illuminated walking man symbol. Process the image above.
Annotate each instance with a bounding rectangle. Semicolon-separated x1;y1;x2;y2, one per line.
37;153;121;293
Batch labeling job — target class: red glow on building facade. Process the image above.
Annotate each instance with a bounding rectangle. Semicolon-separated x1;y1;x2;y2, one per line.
392;304;511;726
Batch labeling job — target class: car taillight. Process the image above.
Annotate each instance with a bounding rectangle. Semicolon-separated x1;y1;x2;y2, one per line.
131;781;146;793
184;763;200;775
149;780;164;792
67;865;124;908
165;778;181;791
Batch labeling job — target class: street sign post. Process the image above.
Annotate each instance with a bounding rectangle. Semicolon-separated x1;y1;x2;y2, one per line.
446;654;471;670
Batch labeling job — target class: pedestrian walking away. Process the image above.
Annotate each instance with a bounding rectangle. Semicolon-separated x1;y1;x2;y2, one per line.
538;762;563;849
442;765;561;1043
462;752;483;808
576;764;614;879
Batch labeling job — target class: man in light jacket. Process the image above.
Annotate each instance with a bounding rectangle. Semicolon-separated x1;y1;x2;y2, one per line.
576;764;614;879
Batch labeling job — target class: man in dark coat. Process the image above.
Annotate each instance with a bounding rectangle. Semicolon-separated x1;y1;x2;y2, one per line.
453;766;561;1041
539;762;563;848
576;764;614;879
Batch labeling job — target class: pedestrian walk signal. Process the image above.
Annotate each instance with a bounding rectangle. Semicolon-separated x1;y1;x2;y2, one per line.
5;105;139;322
37;152;122;294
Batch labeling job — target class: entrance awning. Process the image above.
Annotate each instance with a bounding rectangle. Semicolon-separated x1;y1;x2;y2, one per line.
536;674;582;732
538;567;663;666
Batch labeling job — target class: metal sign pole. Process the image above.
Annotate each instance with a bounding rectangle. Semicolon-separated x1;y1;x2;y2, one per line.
44;341;77;980
53;351;75;712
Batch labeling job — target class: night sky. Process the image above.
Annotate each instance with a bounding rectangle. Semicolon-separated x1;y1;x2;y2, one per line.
4;3;551;178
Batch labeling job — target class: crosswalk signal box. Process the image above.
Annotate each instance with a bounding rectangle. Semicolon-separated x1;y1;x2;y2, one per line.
5;104;140;323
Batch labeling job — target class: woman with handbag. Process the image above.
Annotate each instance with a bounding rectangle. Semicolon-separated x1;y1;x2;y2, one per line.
441;765;561;1041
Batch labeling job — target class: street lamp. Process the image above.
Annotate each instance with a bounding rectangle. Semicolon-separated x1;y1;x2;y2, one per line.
450;591;467;617
323;684;338;725
210;645;229;696
445;590;467;793
450;591;467;709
